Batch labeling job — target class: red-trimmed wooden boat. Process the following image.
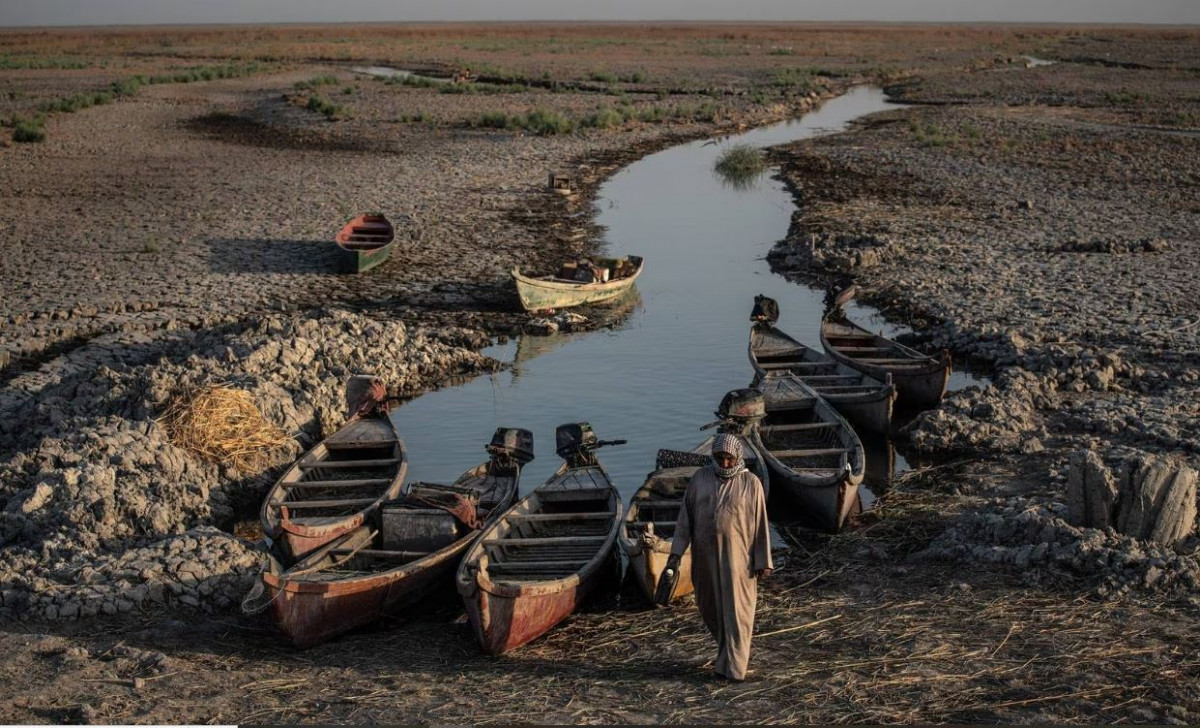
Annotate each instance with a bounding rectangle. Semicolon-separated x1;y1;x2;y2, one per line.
751;375;866;532
262;428;532;648
457;423;624;654
820;318;950;410
336;213;395;273
261;414;407;562
750;320;895;435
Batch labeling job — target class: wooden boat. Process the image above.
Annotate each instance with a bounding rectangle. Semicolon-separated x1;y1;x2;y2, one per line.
336;213;395;273
512;255;644;312
750;321;896;435
620;420;770;607
457;423;624;654
261;428;532;648
751;375;866;532
261;414;407;562
820;318;951;410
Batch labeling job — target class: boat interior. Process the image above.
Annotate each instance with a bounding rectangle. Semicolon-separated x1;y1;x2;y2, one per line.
626;463;694;540
484;484;616;582
825;325;928;366
758;403;852;474
544;255;642;283
290;463;518;580
269;419;402;521
340;219;394;249
755;330;882;394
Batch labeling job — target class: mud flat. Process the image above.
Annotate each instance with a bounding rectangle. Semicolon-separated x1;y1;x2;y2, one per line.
1;23;1199;724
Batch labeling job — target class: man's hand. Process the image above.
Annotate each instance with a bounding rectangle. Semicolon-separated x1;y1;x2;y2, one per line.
754;568;772;579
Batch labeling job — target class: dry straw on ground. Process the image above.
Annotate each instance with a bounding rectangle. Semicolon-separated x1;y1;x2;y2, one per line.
158;383;291;471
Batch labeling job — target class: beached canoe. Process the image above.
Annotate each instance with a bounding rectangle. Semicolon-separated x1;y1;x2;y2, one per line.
750;320;896;435
262;428;531;648
512;255;644;311
261;414;407;562
621;429;770;607
336;213;395;273
751;375;866;532
820;318;951;409
457;423;624;654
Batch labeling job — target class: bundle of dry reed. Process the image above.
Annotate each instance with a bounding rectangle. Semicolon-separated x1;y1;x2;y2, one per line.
159;383;290;471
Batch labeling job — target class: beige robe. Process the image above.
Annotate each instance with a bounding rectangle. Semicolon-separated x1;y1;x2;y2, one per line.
670;465;772;680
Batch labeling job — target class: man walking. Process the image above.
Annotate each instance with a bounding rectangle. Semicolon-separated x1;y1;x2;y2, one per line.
667;433;772;681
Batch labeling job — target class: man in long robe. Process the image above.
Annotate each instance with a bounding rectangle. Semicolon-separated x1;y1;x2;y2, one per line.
668;433;772;681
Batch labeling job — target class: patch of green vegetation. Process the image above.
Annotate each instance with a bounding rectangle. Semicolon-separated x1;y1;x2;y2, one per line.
589;70;617;84
771;67;817;92
714;144;767;188
11;116;47;143
1102;90;1149;106
399;112;427;123
306;94;347;120
40;91;113;114
582;105;626;129
145;62;263;85
768;48;795;56
624;70;648;84
473;108;574;135
342;86;355;95
909;118;954;147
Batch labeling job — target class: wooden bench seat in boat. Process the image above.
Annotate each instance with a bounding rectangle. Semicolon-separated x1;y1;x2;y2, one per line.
771;447;853;459
798;374;866;382
298;457;402;469
271;497;381;509
485;535;607;546
285;478;394;490
759;422;838;433
759;361;836;371
536;486;614;502
507;513;611;522
328;548;431;559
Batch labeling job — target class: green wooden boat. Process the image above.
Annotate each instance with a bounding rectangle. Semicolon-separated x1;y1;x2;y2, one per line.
512;255;644;311
336;214;395;273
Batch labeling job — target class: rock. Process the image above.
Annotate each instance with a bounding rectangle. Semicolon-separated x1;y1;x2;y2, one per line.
1067;450;1117;529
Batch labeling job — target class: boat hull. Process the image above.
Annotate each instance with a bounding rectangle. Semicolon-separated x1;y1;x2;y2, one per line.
264;462;519;648
752;377;865;532
264;543;460;648
750;323;895;435
820;320;950;410
338;239;396;273
260;416;407;563
512;256;644;311
457;463;622;654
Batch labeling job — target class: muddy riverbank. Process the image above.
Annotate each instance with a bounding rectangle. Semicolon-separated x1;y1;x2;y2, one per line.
1;23;1199;724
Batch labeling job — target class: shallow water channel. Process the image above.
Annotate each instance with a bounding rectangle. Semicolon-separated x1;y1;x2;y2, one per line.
393;86;979;523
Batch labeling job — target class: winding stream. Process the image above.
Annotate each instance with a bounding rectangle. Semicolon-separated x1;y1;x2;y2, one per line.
393;86;980;518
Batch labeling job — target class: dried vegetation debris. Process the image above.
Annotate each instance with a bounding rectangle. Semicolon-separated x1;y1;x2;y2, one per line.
0;307;497;621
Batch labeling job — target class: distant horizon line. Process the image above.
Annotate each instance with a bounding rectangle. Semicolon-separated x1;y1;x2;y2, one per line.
2;18;1199;31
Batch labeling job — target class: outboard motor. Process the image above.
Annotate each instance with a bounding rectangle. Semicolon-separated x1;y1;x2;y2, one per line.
716;388;766;433
750;294;780;326
486;427;535;466
555;421;626;468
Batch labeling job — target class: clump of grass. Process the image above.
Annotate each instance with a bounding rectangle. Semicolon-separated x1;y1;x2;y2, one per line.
473;108;573;135
909;118;953;147
306;94;347;120
589;70;617;83
582;105;626;129
11;116;46;143
521;108;573;135
399;112;427;123
714;144;767;188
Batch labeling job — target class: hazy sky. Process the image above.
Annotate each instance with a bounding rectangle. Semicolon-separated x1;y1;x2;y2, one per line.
0;0;1197;27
